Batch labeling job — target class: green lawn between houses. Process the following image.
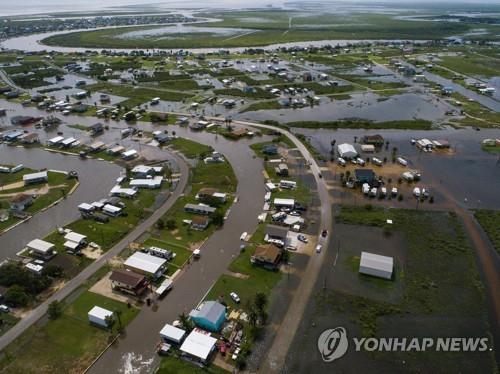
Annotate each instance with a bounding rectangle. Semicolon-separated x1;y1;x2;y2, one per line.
0;291;139;374
157;356;229;374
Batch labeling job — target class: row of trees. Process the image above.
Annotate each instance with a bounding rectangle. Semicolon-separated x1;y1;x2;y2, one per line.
0;262;64;307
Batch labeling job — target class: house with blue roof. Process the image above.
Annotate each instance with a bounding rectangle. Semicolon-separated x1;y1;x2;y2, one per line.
189;301;226;332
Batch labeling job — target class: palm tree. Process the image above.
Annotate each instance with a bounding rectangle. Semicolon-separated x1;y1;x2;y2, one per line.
179;312;194;332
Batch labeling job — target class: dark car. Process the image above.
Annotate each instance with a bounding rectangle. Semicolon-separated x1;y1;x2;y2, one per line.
321;229;328;238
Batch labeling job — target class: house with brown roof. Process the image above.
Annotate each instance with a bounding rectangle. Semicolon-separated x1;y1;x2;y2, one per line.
109;269;148;296
191;215;210;231
10;193;33;211
251;244;283;270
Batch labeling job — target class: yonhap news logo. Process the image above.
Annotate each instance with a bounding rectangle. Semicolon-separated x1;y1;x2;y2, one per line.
317;327;491;363
317;327;349;362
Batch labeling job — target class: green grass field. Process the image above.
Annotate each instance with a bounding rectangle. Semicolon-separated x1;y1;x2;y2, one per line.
0;291;139;373
40;11;475;49
474;209;500;254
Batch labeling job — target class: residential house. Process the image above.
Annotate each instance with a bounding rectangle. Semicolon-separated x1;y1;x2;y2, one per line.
251;244;282;270
109;269;148;296
189;301;226;332
10;193;33;211
191;215;210;230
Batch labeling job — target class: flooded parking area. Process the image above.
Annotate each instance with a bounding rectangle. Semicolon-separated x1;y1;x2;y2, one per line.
297;126;500;209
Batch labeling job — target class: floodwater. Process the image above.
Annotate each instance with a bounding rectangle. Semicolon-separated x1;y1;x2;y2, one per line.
237;92;451;123
0;145;121;260
295;126;500;210
117;25;251;40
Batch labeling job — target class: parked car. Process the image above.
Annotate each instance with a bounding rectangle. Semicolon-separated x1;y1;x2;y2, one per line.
315;244;322;253
0;305;10;313
230;292;241;304
321;229;328;238
240;232;247;241
297;234;308;243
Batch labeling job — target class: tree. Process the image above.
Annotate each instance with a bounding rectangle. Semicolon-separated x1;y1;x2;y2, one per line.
165;219;177;230
114;309;123;331
212;210;225;227
254;293;268;323
246;302;258;328
155;218;165;230
42;264;64;278
4;285;29;307
178;312;194;332
48;300;63;320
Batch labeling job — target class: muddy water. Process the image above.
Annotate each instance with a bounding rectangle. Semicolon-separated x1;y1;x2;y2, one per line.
296;126;500;209
237;92;450;123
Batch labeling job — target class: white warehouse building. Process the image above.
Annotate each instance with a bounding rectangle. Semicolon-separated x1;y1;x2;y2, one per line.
337;143;358;159
359;251;394;280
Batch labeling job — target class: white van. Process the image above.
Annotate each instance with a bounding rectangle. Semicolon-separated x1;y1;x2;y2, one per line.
337;157;346;166
240;232;248;241
155;278;173;297
372;157;383;166
356;157;365;166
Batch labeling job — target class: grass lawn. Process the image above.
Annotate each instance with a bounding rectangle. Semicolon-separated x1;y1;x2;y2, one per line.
0;291;139;373
474;209;500;254
87;82;193;108
168;138;213;159
287;119;433;130
0;313;20;337
157;356;229;374
482;145;500;153
240;100;282;113
143;237;192;268
151;140;236;249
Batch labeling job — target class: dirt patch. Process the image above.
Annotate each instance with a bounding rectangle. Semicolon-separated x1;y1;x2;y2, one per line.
81;246;103;260
226;271;250;280
89;271;133;303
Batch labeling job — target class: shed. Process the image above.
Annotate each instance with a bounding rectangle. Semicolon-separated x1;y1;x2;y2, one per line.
88;306;113;328
160;323;186;344
359;251;393;280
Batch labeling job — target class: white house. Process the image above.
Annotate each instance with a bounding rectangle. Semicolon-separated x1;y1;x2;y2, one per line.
124;251;167;279
23;171;48;185
26;238;56;259
359;251;393;280
160;323;186;344
88;306;114;328
337;143;358;159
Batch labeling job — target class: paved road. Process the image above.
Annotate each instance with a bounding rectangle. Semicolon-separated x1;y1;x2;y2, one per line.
89;123;269;373
0;69;25;92
231;120;333;374
0;151;189;352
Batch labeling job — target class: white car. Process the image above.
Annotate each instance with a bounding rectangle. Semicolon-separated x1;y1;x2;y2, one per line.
0;305;10;313
240;232;247;241
315;244;322;253
391;187;398;196
230;292;241;304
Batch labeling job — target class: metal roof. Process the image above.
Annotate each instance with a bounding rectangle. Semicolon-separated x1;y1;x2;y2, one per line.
124;252;166;274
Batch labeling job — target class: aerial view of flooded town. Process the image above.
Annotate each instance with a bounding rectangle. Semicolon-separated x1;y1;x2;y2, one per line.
0;0;498;373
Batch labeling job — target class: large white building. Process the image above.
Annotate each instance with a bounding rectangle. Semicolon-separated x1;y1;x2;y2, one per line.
359;251;394;280
124;252;167;279
337;143;358;159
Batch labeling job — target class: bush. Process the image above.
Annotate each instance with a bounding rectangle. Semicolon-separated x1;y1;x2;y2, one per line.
48;300;63;319
165;219;177;230
42;264;64;278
